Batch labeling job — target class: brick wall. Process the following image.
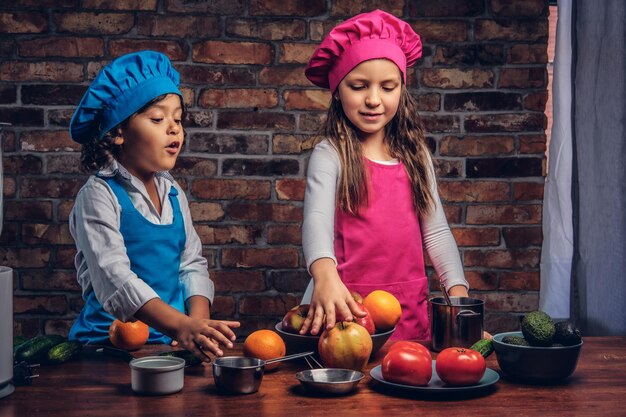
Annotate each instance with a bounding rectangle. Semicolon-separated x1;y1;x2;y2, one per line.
0;0;548;338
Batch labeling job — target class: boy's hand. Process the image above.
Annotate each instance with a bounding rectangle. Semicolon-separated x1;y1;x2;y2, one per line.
176;318;240;362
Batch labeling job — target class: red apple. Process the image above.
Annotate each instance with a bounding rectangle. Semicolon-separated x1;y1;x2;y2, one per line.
281;304;310;334
352;302;375;335
318;321;373;371
350;290;364;303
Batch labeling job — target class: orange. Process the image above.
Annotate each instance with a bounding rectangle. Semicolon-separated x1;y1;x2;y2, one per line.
109;319;149;351
243;329;286;370
363;290;402;331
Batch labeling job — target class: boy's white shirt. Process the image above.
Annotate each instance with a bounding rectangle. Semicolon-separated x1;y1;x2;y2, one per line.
70;159;213;322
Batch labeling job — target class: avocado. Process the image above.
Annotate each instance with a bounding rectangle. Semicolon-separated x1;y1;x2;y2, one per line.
521;311;555;346
553;321;582;345
501;335;530;346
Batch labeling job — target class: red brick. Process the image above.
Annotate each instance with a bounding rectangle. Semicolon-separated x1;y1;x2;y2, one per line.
188;133;269;154
199;89;278;109
1;130;16;152
191;179;271;200
227;203;303;222
275;179;306;200
422;115;461;133
451;227;500;246
524;91;548;111
21;270;81;291
55;247;77;269
464;271;498;290
171;157;218;177
69;296;85;314
484;314;520;334
499;271;540;291
18;37;104;58
0;108;44;127
165;0;244;13
20;130;80;152
491;0;546;17
463;249;540;268
475;19;548;42
443;204;462;224
58;200;75;222
53;12;134;34
268;224;301;244
413;93;441;112
409;0;484;17
412;20;470;42
7;0;77;6
259;66;310;86
137;14;220;37
238;295;299;316
330;1;403;16
189;202;225;221
20;178;84;198
227;18;306;40
210;270;266;292
184;111;214;128
221;248;300;268
217;112;295;131
0;12;48;33
466;204;541;225
299;112;326;132
519;134;546;154
464;113;546;133
440;135;515;156
48;109;74;126
499;68;546;89
193;41;272;65
82;0;158;10
178;65;255;86
420;68;494;89
47;154;83;174
44;320;74;337
250;0;326;16
438;180;510;202
4;201;52;221
22;224;73;245
272;134;318;155
481;292;539;312
109;39;187;61
195;225;261;245
503;226;542;248
283;90;331;110
508;44;548;64
3;177;16;198
13;319;41;338
513;182;544;201
279;43;318;64
211;296;235;316
0;61;83;82
0;223;18;244
2;155;43;175
0;247;51;268
14;295;67;314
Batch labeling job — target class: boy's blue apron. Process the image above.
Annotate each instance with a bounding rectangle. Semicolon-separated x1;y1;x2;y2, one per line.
69;176;186;345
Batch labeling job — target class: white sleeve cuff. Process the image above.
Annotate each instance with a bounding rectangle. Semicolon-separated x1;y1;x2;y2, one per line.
103;278;159;322
181;272;215;305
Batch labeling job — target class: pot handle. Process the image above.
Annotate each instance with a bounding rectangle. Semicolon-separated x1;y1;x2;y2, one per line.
455;309;480;324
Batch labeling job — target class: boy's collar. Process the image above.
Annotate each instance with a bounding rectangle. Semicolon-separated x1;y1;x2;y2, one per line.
97;159;175;183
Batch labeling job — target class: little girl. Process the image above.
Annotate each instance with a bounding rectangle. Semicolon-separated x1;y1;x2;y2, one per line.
300;10;470;340
67;51;239;360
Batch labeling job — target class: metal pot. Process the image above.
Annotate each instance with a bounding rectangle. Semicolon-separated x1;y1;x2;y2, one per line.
429;296;484;352
129;356;185;395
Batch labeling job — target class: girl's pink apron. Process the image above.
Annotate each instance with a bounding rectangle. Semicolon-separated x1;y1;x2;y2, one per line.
335;159;429;341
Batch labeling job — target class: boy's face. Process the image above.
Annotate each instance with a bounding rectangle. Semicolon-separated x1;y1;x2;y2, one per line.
117;94;184;180
336;59;402;143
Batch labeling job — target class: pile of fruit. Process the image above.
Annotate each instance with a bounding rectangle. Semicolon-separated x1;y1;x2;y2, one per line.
502;311;582;347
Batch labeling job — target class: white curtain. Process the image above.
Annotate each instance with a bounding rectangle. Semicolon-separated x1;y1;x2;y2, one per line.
540;0;573;319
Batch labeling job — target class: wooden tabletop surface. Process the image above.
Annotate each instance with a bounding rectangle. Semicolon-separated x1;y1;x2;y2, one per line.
1;336;625;417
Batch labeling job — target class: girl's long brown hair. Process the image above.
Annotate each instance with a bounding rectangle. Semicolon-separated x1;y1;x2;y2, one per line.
324;86;435;217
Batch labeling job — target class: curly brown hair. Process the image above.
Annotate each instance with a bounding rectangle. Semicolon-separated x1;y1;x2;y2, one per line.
79;94;186;172
323;85;435;217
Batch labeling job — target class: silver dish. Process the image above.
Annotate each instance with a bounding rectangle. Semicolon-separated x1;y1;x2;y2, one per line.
295;368;364;395
129;356;185;395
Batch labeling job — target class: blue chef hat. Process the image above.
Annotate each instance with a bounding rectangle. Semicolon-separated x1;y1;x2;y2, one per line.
70;50;182;144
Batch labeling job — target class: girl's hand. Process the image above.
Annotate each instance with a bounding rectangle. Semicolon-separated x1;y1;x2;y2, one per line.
300;261;366;336
175;317;240;362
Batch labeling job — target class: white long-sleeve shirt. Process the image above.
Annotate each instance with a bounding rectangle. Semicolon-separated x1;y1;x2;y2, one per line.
70;160;213;322
302;139;468;301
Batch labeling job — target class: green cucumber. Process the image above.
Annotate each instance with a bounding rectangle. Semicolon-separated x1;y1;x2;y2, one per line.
47;340;83;364
13;336;29;353
158;349;202;367
14;334;66;364
470;338;495;359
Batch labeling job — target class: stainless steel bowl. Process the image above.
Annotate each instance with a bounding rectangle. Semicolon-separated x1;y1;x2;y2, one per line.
295;368;364;395
212;357;265;394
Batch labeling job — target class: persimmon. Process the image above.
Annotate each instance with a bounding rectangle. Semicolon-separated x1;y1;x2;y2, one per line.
109;319;149;351
243;330;286;370
363;290;402;331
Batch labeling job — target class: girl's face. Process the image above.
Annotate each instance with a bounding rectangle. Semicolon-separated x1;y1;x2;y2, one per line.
117;94;184;180
336;59;402;142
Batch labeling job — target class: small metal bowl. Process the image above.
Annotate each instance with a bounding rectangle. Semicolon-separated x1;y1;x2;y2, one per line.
212;357;265;394
129;356;185;395
295;368;364;395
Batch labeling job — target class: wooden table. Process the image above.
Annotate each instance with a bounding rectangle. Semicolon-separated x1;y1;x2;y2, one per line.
1;337;625;417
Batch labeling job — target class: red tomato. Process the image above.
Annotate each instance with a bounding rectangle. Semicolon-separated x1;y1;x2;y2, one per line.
382;348;432;386
435;347;486;386
388;341;431;358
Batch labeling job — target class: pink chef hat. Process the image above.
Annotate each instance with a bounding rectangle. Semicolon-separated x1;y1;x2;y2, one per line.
305;9;422;92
